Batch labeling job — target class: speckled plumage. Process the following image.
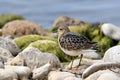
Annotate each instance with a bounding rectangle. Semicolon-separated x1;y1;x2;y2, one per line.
58;25;96;56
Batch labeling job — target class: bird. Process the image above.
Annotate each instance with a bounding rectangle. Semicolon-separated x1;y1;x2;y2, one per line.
58;23;97;69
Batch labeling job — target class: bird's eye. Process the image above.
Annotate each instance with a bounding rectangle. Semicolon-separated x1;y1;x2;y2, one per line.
59;28;63;30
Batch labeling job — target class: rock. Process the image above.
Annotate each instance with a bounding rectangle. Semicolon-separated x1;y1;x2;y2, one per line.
101;23;120;41
5;65;32;80
52;16;85;28
32;62;52;80
0;37;21;56
82;62;120;79
13;35;56;50
0;69;18;80
82;51;101;59
8;47;61;69
6;55;25;66
0;14;24;28
84;70;120;80
103;45;120;63
29;40;70;62
0;47;13;62
48;71;76;80
2;20;47;38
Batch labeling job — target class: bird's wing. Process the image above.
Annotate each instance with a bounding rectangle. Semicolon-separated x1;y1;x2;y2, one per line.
59;32;92;50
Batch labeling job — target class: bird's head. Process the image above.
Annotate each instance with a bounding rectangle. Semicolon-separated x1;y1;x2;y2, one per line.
58;23;70;37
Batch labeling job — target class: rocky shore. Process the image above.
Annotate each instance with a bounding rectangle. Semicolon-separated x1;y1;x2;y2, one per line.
0;14;120;80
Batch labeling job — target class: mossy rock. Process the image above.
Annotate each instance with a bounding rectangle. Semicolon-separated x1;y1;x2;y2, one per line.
29;40;70;62
13;35;57;50
0;14;24;28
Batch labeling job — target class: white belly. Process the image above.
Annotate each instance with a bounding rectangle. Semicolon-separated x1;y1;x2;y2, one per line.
61;47;96;56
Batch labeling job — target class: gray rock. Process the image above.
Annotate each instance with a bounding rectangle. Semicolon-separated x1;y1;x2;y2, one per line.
0;69;18;80
8;47;61;69
0;37;21;56
103;45;120;63
64;77;82;80
0;47;13;62
32;62;52;80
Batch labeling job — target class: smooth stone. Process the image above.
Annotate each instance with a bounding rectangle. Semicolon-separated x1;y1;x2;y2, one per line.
5;65;32;80
101;23;120;41
32;62;52;80
0;37;21;56
103;45;120;63
48;71;76;80
84;70;120;80
7;47;61;69
0;69;18;80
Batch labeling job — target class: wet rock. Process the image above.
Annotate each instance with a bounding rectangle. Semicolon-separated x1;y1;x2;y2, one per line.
48;71;77;80
2;20;47;38
32;62;52;80
5;65;32;80
103;45;120;62
0;69;18;80
0;37;21;56
101;23;120;41
8;47;61;69
0;47;13;62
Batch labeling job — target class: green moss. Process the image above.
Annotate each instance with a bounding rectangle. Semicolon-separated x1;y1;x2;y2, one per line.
97;37;116;56
13;35;57;50
50;27;59;32
69;23;95;40
29;40;70;62
0;14;24;28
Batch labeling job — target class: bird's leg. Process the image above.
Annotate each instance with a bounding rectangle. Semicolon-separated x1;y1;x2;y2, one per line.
69;57;74;70
74;54;83;69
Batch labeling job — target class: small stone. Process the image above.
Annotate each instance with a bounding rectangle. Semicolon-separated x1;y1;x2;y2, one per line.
48;71;76;80
32;62;52;80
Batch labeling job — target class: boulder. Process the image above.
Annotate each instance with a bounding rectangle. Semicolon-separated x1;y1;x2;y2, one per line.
0;37;21;56
64;77;82;80
0;57;4;68
101;23;120;41
7;47;61;69
13;35;56;50
52;16;85;28
0;69;18;80
2;20;47;38
103;45;120;62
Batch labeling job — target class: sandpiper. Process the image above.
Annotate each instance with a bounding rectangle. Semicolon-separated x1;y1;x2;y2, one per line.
58;24;97;69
